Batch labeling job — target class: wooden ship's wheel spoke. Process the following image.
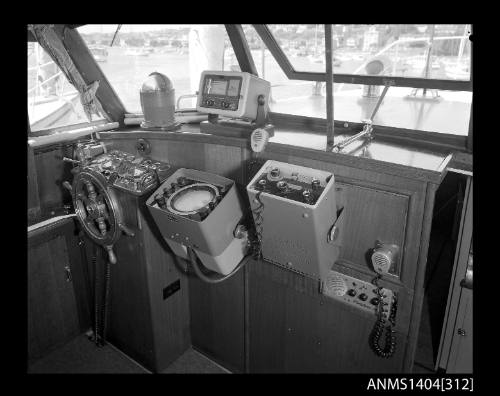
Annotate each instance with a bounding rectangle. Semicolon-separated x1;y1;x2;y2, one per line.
71;170;125;265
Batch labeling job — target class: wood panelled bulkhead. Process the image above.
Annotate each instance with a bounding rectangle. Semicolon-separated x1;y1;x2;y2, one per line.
95;191;192;372
95;131;443;373
28;217;92;363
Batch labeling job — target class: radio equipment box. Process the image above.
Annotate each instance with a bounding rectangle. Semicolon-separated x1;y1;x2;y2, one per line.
196;70;270;120
247;160;340;281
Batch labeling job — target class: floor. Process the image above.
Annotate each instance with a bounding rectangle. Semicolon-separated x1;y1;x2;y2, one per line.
28;332;437;374
28;335;228;374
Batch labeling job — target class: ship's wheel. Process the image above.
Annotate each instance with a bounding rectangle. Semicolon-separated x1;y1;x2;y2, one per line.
71;169;133;264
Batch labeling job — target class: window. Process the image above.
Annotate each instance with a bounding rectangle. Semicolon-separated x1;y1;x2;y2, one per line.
243;25;325;118
268;24;326;73
28;42;93;132
77;24;236;112
248;24;472;137
269;24;471;81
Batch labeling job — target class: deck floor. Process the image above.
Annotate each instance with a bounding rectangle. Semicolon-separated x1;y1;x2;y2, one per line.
27;335;227;374
28;330;436;374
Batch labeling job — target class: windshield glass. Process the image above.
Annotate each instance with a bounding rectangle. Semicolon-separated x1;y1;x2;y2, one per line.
77;24;236;112
246;24;472;136
268;24;471;81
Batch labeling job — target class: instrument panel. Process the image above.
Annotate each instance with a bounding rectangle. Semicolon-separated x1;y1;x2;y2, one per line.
85;150;172;196
249;162;330;206
196;70;270;119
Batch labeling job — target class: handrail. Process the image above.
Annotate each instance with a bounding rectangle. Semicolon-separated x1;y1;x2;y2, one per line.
28;60;55;71
28;70;64;93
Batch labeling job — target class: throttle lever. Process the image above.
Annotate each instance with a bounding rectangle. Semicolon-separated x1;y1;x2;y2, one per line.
118;223;135;237
62;181;73;193
63;157;81;164
105;245;117;264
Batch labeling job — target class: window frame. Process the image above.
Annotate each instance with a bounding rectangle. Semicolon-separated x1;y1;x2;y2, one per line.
245;24;472;152
252;24;472;91
27;25;127;138
32;24;471;153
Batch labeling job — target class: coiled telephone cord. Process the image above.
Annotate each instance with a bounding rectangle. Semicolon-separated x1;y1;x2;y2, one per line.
250;191;264;260
92;245;111;347
92;249;102;346
369;274;398;358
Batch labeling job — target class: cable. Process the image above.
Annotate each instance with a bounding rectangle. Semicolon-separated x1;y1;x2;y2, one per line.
187;247;249;284
250;191;264;260
369;273;398;358
91;244;112;347
101;256;111;344
91;245;103;346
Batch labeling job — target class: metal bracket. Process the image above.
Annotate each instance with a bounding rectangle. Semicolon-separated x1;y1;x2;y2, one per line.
332;85;390;153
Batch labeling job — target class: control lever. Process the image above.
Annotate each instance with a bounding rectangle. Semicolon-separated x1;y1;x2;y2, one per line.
62;181;73;193
105;245;117;265
119;222;135;237
63;157;81;165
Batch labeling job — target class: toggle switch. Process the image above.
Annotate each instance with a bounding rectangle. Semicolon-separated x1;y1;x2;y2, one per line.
302;189;313;204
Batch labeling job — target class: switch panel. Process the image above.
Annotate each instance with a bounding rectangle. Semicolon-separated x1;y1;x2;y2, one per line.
85;150;172;196
323;270;393;319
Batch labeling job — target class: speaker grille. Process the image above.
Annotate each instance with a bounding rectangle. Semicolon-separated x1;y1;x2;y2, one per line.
371;250;392;274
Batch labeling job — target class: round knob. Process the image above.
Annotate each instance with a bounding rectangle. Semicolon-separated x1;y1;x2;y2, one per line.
257;179;267;190
302;189;313;203
222;101;229;109
277;180;288;191
359;293;368;301
206;99;214;106
347;289;357;297
270;167;280;178
177;177;188;187
163;187;174;197
155;194;166;208
370;297;380;306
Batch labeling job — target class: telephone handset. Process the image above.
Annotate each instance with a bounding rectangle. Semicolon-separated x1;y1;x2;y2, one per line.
369;243;399;358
